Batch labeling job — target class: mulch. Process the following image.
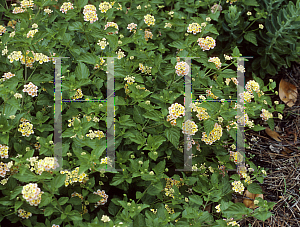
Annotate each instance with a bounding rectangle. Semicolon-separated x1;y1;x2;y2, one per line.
239;61;300;227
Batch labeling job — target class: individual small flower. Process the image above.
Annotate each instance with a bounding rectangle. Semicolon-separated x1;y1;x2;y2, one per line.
206;17;211;21
97;38;109;50
208;57;222;69
116;49;125;59
22;82;38;97
215;204;221;213
254;199;259;205
99;2;112;13
197;36;216;51
144;14;155;26
149;171;154;175
136;5;141;9
14;93;22;99
44;8;53;14
247;11;252;15
9;31;15;37
187;23;201;35
278;113;283;120
259;24;264;29
150;208;157;214
211;4;222;13
224;54;233;60
60;2;74;14
262;169;267;175
237;65;245;73
104;22;119;35
32;23;38;29
2;72;15;81
260;109;273;121
175;61;189;76
52;225;60;227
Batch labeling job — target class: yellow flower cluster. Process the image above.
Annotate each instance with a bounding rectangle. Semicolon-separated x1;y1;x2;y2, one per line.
44;8;53;14
187;23;201;35
0;162;10;177
72;88;83;100
22;183;44;206
7;51;22;63
20;0;34;8
2;72;15;81
104;22;119;35
124;75;135;85
18;120;34;137
167;103;185;126
162;178;184;198
208;57;222;69
116;49;125;59
197;36;216;51
260;109;273;121
86;130;105;140
99;2;112;13
127;23;137;32
165;204;175;214
225;78;239;86
100;157;112;167
60;167;89;187
226;121;238;131
22;82;38;97
150;208;157;214
12;7;25;14
175;61;189;76
239;91;253;103
60;2;74;14
164;22;172;28
7;20;17;29
17;208;32;219
83;4;98;24
93;189;108;207
231;180;244;194
201;123;223;145
144;14;155;26
206;89;218;99
138;63;152;75
229;151;244;164
144;29;153;41
182;119;198;136
27;29;38;38
215;204;221;213
227;221;240;226
27;157;59;175
0;144;9;159
245;80;260;95
0;25;6;35
97;38;109;50
190;102;210;121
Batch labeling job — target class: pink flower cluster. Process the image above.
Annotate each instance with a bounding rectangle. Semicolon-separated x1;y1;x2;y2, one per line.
175;61;189;76
93;189;108;207
83;4;98;23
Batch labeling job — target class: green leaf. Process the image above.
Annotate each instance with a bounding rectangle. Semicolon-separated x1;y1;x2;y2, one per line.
88;194;104;203
244;32;258;46
14;200;23;211
276;104;285;112
232;46;241;57
253;210;273;222
189;195;203;206
153;160;166;175
68;21;83;31
252;124;266;131
10;186;23;200
44;206;55;216
133;105;145;124
247;182;264;194
267;118;275;131
168;40;187;49
75;62;90;80
58;197;69;205
39;193;52;207
76;0;88;8
68;210;82;221
143;110;163;121
78;53;97;65
51;174;66;190
203;119;215;136
12;169;38;183
110;174;124;186
105;34;118;50
164;127;180;149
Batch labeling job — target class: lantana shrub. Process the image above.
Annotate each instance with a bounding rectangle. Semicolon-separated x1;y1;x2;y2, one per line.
0;0;288;226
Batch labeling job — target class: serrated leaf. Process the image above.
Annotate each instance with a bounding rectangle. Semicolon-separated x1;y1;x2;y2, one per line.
203;119;215;136
247;182;264;194
164;127;180;148
75;62;90;80
244;32;258;46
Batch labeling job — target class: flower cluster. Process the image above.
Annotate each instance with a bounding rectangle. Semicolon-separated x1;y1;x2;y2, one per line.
7;51;22;63
44;8;53;14
124;75;135;85
83;4;98;23
201;123;223;145
182;119;198;136
0;25;6;35
167;103;185;126
163;177;184;198
86;130;105;140
197;36;216;51
229;151;244;164
71;192;84;201
144;14;155;26
237;65;245;73
18;119;34;137
72;88;83;100
239;91;253;103
260;109;273;121
164;22;172;28
99;2;112;13
17;209;32;219
226;121;238;132
245;80;260;95
138;63;152;75
0;144;9;159
12;7;25;14
127;23;137;32
225;77;239;86
60;167;89;187
27;157;59;175
97;38;109;50
165;204;175;214
190;102;210;121
208;57;222;69
22;183;44;206
175;61;189;76
7;20;17;29
27;29;38;38
227;220;240;226
215;204;221;213
206;89;218;99
60;2;74;14
116;49;125;59
211;4;222;13
104;22;119;35
93;189;108;207
231;180;245;194
144;29;153;41
22;82;38;97
0;161;11;177
20;0;34;8
100;157;112;166
187;23;201;34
